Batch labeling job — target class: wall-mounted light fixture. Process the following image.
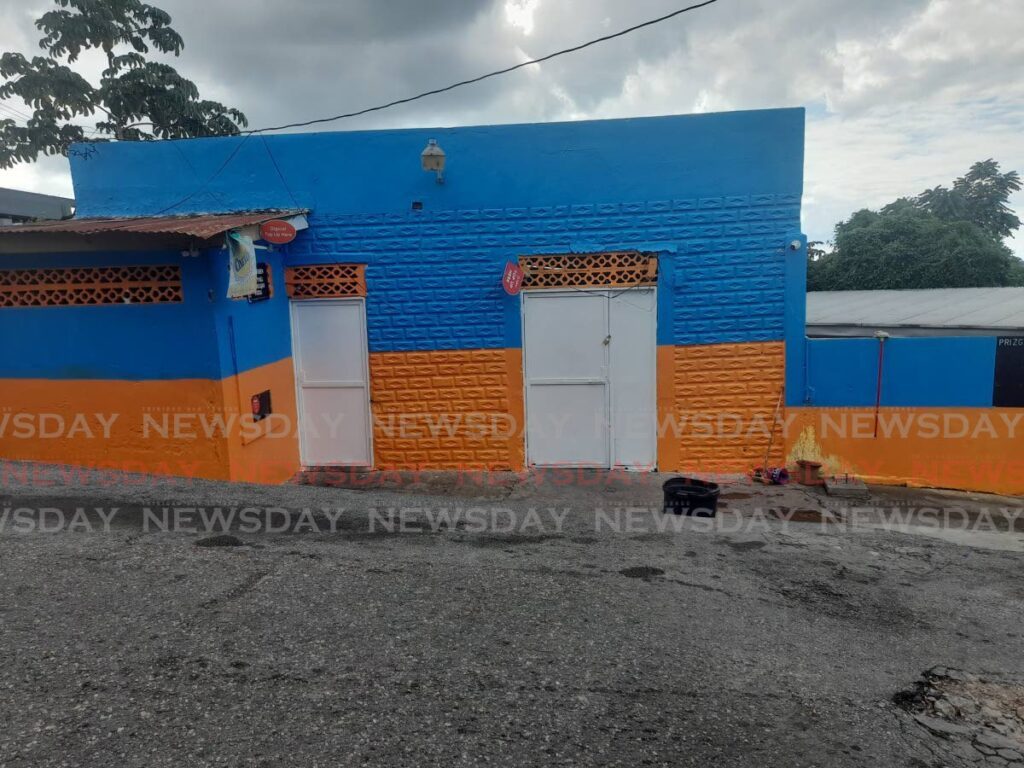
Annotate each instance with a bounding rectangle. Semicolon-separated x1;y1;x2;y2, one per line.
421;138;446;184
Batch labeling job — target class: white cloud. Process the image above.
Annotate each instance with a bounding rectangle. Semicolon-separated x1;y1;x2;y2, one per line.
505;0;541;35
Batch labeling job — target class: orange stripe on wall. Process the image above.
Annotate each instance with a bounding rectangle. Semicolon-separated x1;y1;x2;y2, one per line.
0;358;301;484
0;377;229;480
218;357;300;484
786;407;1024;495
369;348;525;470
659;341;786;474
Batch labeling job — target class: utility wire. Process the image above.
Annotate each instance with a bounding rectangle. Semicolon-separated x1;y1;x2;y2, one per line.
0;102;31;121
260;133;302;210
0;101;105;136
89;0;722;220
250;0;720;134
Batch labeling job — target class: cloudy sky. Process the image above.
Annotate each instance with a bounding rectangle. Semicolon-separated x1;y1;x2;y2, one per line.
1;0;1022;254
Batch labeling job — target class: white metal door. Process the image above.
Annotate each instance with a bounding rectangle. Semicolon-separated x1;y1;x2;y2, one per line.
608;289;657;469
523;292;609;467
522;289;656;469
290;299;372;467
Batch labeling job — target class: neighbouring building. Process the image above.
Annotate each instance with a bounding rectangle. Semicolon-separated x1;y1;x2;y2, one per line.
0;187;74;223
790;288;1024;494
807;288;1024;338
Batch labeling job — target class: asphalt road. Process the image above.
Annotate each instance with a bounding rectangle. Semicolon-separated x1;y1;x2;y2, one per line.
0;463;1022;767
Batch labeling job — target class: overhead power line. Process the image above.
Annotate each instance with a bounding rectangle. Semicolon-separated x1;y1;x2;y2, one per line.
0;102;32;121
105;0;723;218
250;0;721;134
0;102;105;137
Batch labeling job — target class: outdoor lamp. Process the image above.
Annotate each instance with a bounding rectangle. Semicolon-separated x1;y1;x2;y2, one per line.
421;138;446;184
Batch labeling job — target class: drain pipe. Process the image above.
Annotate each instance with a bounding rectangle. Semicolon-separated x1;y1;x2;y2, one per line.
873;331;890;438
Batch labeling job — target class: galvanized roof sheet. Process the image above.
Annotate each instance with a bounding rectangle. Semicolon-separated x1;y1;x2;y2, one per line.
807;288;1024;330
0;209;306;239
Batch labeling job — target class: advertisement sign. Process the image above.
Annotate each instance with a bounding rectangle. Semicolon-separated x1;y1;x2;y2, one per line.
227;232;258;298
502;261;525;295
260;220;297;245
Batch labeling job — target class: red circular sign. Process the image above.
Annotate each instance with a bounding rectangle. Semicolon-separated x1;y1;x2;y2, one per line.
260;219;297;244
502;262;524;295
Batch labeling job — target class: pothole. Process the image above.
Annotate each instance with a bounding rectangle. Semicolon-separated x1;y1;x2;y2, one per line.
769;507;834;523
619;566;664;580
895;667;1024;764
194;534;245;548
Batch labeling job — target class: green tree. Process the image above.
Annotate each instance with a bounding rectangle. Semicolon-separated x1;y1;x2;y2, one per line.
916;160;1021;240
0;0;246;168
809;161;1024;290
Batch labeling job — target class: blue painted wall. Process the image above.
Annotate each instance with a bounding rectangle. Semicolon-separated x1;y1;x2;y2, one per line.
1;110;804;378
0;250;222;380
70;110;805;220
0;244;300;380
287;191;800;352
206;246;294;378
805;336;998;408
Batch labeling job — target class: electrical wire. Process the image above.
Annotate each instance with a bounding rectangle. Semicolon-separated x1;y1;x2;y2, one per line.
260;133;302;210
248;0;720;135
146;132;254;216
70;0;721;221
0;101;105;137
0;102;31;121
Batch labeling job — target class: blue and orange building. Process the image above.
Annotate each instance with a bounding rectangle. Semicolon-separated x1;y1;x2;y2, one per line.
1;108;1019;493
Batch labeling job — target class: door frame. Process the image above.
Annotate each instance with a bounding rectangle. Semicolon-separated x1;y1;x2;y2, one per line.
289;297;374;468
520;287;657;469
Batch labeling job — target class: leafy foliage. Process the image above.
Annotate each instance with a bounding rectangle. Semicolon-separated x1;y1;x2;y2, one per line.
809;161;1024;290
0;0;246;168
916;160;1021;240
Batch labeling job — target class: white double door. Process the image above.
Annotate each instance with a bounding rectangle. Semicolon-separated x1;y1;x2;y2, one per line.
523;289;657;469
290;299;372;467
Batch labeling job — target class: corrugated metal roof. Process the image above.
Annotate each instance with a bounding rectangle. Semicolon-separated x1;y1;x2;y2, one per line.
807;288;1024;330
0;209;306;239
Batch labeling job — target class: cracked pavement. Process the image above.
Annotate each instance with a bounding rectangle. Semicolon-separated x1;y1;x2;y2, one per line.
0;462;1022;766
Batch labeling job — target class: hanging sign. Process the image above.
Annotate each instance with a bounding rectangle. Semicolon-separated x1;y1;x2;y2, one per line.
260;219;297;244
226;232;258;299
502;261;524;295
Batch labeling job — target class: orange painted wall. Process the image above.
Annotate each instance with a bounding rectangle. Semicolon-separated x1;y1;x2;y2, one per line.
0;358;300;484
786;407;1024;496
658;341;786;474
362;342;788;474
369;348;524;470
0;377;230;480
218;357;300;484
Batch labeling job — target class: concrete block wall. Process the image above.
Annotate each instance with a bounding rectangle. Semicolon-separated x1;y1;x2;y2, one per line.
662;342;786;473
0;246;301;483
369;349;523;469
288;194;799;353
282;191;798;472
1;109;805;480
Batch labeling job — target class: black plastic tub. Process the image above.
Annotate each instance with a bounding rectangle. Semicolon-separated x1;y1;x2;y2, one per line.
662;477;721;517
